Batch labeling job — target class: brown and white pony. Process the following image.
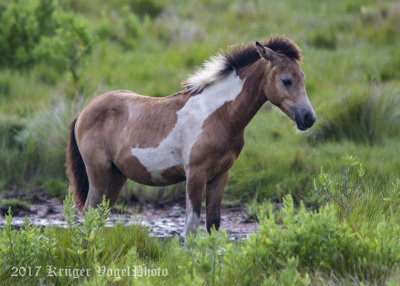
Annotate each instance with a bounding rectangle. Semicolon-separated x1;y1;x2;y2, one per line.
66;36;315;239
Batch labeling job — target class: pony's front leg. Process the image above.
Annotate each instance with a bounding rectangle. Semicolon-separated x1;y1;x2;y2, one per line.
206;171;228;233
184;171;206;245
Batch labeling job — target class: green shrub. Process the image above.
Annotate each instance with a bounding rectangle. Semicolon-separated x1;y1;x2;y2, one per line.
2;166;400;285
185;228;227;285
34;11;94;82
0;0;41;67
0;0;93;80
313;155;364;217
185;227;310;285
310;154;400;228
63;190;110;266
0;209;56;284
222;195;400;284
180;194;400;284
95;6;147;49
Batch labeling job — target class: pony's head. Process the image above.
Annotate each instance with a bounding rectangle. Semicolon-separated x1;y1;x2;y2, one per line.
255;38;315;130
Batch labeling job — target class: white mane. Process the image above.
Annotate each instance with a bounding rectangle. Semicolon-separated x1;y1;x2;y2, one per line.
184;54;231;93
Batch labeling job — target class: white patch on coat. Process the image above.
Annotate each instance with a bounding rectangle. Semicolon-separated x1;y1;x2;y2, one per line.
184;54;227;93
130;72;244;184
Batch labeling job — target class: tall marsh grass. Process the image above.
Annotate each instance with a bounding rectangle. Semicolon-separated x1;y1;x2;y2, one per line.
0;97;84;191
309;85;400;145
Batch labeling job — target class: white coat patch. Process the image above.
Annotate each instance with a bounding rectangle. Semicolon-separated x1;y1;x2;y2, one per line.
131;72;244;184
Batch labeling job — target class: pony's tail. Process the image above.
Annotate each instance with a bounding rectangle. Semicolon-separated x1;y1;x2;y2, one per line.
66;118;89;215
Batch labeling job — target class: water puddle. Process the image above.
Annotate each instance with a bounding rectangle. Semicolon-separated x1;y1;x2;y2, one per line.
0;200;259;241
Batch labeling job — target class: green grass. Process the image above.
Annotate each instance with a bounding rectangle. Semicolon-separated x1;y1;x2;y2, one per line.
0;199;30;215
1;0;400;284
1;0;399;205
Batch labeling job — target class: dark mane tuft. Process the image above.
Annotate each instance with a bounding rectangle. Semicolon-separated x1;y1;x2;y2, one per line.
220;36;302;75
221;44;261;74
264;36;302;62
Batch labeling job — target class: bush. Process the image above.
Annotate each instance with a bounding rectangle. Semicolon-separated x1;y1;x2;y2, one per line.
0;0;93;80
96;6;147;49
0;209;56;284
313;155;364;218
221;195;400;284
34;11;94;82
0;0;41;67
2;164;400;285
310;155;400;228
0;191;167;285
63;191;110;267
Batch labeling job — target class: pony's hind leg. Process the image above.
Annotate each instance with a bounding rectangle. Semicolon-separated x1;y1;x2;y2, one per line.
105;163;127;206
83;158;127;213
205;171;229;233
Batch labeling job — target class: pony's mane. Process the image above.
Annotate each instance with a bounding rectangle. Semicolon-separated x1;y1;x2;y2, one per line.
184;36;301;93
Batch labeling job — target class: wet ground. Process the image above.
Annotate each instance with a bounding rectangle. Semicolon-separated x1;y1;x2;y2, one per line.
0;198;259;241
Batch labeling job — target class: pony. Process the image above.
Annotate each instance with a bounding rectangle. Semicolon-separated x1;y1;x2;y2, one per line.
66;36;315;239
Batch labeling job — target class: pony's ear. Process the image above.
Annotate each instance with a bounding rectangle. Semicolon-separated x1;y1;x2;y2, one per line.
256;42;278;63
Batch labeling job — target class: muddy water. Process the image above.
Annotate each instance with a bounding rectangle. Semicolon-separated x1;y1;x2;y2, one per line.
0;200;259;241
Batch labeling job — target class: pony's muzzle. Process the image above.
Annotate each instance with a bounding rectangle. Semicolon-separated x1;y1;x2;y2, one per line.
293;107;316;131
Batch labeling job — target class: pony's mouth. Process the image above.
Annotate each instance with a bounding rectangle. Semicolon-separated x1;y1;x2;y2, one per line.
292;107;316;131
295;120;309;131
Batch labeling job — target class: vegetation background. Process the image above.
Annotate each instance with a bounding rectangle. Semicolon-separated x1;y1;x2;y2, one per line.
0;0;400;285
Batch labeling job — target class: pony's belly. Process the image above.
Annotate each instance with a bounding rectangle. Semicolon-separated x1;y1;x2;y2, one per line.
122;160;186;186
129;146;186;185
127;164;185;186
149;165;186;186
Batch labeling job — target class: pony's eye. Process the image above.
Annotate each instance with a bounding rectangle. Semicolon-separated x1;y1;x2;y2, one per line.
282;78;292;87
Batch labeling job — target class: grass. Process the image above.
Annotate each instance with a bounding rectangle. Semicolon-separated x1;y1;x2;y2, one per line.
309;84;400;145
0;199;30;215
1;0;399;206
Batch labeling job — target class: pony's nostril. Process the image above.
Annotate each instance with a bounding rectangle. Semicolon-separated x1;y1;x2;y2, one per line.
304;112;315;126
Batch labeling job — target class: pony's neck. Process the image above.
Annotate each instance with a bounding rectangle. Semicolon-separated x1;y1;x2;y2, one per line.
179;59;268;137
224;60;268;133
